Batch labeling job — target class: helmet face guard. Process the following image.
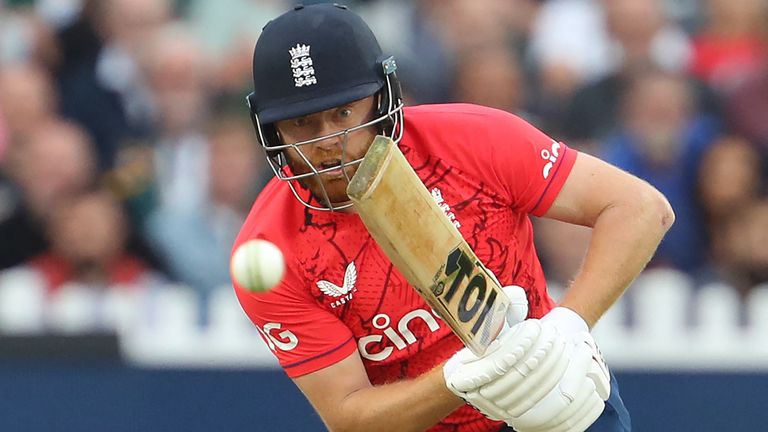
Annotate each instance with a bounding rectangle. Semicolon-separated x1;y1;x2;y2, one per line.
246;4;404;211
246;57;404;211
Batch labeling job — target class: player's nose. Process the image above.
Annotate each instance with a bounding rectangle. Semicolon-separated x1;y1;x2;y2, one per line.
313;122;344;151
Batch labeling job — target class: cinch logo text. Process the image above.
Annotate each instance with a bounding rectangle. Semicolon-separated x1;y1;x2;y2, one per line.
358;309;442;361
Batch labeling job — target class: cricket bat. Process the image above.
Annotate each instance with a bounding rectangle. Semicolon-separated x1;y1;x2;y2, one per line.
347;135;511;355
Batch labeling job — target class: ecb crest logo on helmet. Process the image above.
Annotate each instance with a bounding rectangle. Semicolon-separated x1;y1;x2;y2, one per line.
289;43;317;88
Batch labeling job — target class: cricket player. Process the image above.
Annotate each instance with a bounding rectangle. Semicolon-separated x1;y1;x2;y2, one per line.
233;4;673;431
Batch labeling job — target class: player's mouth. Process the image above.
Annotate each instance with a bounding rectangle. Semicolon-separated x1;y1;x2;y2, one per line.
319;159;345;178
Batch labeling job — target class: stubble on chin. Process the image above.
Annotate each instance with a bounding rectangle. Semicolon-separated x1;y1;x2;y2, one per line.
287;161;351;206
311;176;352;206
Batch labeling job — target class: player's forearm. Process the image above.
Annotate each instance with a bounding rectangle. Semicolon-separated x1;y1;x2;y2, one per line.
560;188;674;327
333;366;463;432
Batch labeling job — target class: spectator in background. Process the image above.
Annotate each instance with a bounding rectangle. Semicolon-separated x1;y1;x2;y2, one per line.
433;0;537;90
602;0;692;73
31;189;156;294
725;58;768;151
0;62;58;202
697;135;763;230
55;0;105;78
697;136;765;288
101;22;213;281
424;0;526;56
0;4;59;68
0;62;58;147
139;23;211;215
563;0;693;147
0;189;162;333
182;0;285;110
362;0;538;105
712;200;768;296
357;0;453;104
452;44;528;117
145;115;265;321
184;0;281;57
601;69;719;273
526;0;612;136
0;62;53;221
0;120;96;270
205;117;267;214
689;0;768;94
528;0;611;87
56;0;171;169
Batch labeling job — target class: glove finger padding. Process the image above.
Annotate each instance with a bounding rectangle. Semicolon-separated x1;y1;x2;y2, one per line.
510;332;610;432
479;323;568;412
523;389;604;432
462;388;509;422
508;327;592;419
447;320;543;393
550;339;594;407
520;367;603;432
492;347;568;414
502;285;529;325
551;392;605;432
507;341;594;427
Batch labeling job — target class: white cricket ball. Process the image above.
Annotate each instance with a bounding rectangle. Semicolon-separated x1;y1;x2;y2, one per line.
230;239;285;292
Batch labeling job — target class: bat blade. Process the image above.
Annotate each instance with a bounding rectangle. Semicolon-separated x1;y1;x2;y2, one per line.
347;135;511;355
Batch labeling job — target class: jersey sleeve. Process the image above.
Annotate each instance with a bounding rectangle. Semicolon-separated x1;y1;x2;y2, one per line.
411;105;578;217
486;113;578;216
234;267;357;378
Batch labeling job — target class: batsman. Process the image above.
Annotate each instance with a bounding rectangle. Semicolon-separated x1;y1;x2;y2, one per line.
233;4;673;431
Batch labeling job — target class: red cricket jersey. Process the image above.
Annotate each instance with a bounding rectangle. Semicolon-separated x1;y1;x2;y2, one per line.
233;104;577;432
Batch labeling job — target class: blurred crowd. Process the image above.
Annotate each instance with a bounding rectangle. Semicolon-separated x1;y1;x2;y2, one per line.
0;0;766;334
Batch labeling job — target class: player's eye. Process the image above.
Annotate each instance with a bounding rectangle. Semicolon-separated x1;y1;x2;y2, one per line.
293;117;309;127
338;108;352;118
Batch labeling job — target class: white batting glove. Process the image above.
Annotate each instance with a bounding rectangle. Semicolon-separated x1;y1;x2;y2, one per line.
443;285;529;378
541;307;611;402
508;307;611;432
442;285;529;419
443;306;611;432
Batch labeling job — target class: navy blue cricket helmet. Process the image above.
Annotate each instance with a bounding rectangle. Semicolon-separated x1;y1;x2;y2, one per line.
245;3;403;211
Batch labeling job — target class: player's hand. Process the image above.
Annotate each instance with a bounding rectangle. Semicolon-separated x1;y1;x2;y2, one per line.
442;285;529;419
508;307;611;432
443;306;611;432
443;285;528;378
